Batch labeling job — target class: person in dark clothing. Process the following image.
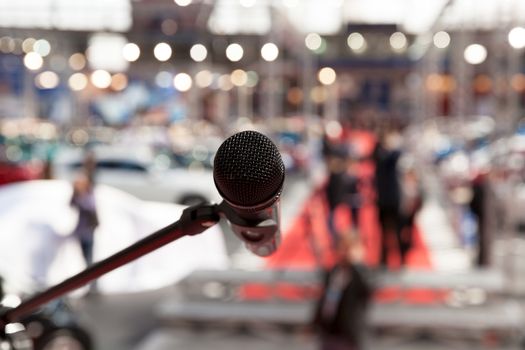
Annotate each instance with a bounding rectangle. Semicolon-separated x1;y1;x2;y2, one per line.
373;130;404;267
346;158;363;235
314;236;372;350
325;147;351;249
469;172;489;266
70;174;99;267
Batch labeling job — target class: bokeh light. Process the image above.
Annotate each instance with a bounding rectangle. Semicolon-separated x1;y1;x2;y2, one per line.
261;42;279;62
246;71;259;88
287;87;303;105
35;71;59;89
68;73;88;91
122;43;140;62
111;73;128;91
310;86;327;104
161;19;178;35
464;44;487;65
195;70;213;88
230;69;247;87
190;44;208;62
511;74;525;91
0;37;15;53
69;53;86;71
473;74;492;94
305;33;322;51
390;32;407;52
508;27;525;49
218;74;234;91
155;71;173;88
226;43;244;62
173;73;193;91
425;73;456;93
347;32;366;53
318;67;336;85
91;69;112;89
33;39;51;57
154;42;172;62
23;52;43;70
22;38;36;53
433;31;451;49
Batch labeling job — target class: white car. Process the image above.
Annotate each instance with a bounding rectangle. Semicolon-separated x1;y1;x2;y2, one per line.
52;146;222;206
0;179;228;295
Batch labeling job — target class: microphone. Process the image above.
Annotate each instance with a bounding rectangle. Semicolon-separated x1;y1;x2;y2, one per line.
0;131;284;328
213;130;285;257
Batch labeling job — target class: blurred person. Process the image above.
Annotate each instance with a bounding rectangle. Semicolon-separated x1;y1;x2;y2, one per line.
70;173;98;268
373;128;404;267
82;149;97;183
325;145;361;249
324;145;352;249
346;157;363;236
469;171;489;266
398;162;423;261
313;235;372;350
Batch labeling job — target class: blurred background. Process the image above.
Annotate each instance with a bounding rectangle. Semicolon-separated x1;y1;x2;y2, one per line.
0;0;525;349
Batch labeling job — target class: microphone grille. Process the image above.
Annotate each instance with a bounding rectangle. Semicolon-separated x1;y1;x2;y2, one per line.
213;130;285;208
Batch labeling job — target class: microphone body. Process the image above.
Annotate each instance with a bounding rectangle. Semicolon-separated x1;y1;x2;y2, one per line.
213;130;285;256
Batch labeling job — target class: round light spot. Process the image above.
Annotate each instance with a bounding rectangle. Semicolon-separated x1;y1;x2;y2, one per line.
35;71;59;89
464;44;487;65
318;67;336;85
155;71;172;88
509;27;525;49
305;33;322;51
190;44;207;62
347;32;366;53
68;73;88;91
230;69;247;87
69;53;86;71
33;39;51;57
154;42;172;62
122;43;140;62
226;43;244;62
91;69;112;89
24;52;43;70
173;72;192;91
433;31;450;49
261;42;279;62
195;70;213;88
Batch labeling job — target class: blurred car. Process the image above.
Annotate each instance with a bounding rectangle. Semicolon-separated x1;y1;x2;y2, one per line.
0;161;43;186
0;179;229;295
0;179;229;349
52;146;221;205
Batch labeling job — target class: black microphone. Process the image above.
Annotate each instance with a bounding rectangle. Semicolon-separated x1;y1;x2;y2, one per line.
213;130;285;257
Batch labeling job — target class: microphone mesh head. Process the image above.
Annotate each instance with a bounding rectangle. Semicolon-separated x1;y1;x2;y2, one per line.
213;130;285;208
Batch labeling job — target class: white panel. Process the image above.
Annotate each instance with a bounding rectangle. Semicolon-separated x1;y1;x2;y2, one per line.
88;33;129;72
208;0;272;35
0;0;131;32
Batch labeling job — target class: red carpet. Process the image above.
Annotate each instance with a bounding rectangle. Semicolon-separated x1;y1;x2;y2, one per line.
264;188;432;271
266;129;432;271
241;130;434;303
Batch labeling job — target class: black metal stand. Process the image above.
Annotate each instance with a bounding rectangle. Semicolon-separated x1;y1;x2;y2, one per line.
0;202;220;327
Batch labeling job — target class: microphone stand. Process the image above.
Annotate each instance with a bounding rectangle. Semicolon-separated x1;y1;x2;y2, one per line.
0;202;221;327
